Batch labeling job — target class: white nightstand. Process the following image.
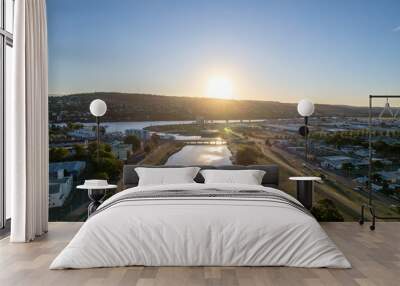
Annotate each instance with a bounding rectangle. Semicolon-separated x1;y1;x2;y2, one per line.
77;180;117;217
289;177;321;210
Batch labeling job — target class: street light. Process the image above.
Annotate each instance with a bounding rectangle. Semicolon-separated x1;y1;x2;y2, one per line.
297;99;315;161
90;99;107;162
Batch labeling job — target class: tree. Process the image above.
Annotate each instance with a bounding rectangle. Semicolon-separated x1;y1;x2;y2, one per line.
49;147;70;162
144;144;152;154
341;162;355;176
66;122;84;130
73;144;86;160
91;125;106;135
104;144;112;153
87;142;113;159
371;160;384;170
381;181;394;196
93;157;123;181
124;135;141;152
93;172;110;180
311;199;344;222
236;146;261;165
87;141;98;154
150;133;160;146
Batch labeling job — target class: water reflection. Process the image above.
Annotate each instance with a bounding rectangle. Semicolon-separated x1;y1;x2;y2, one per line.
165;145;232;166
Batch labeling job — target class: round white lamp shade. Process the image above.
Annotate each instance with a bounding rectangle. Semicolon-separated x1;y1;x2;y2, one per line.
90;99;107;117
297;99;315;117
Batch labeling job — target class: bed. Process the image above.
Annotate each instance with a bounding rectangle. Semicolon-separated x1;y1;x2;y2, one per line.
50;165;351;269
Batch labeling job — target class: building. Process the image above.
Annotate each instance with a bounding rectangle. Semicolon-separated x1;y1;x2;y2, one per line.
125;129;151;141
103;131;125;141
377;171;400;184
159;133;175;140
354;149;376;158
49;162;86;208
320;156;353;170
196;116;205;125
287;146;305;155
339;146;357;154
49;161;86;179
111;142;132;161
49;169;73;208
372;158;392;165
263;124;300;133
371;184;383;192
354;176;368;185
67;127;96;139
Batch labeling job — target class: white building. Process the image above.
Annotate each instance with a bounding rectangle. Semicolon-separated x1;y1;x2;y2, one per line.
49;169;73;208
67;127;96;139
159;133;174;140
111;142;132;161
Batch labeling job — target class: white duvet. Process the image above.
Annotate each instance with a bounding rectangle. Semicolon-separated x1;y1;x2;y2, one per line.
50;183;351;269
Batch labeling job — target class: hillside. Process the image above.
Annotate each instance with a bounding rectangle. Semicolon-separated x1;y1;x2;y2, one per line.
49;92;371;123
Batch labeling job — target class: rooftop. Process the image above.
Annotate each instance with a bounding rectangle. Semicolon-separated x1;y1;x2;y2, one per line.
49;161;86;173
322;155;352;161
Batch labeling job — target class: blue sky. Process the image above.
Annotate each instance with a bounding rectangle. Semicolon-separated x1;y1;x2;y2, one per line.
47;0;400;106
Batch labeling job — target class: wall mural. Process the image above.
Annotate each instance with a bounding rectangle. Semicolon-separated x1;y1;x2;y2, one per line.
47;0;400;222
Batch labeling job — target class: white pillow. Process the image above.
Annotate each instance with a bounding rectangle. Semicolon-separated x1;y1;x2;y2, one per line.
135;167;200;186
200;169;266;185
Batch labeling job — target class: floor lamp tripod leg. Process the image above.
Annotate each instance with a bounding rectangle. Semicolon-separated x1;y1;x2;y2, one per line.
370;207;376;231
359;204;364;225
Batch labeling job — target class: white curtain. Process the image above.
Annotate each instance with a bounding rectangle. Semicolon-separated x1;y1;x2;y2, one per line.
7;0;49;242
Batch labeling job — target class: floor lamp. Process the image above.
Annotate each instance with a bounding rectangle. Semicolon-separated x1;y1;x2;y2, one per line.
297;99;315;161
359;95;400;230
89;99;107;162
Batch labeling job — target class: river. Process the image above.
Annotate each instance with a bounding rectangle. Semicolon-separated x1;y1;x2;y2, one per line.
96;121;235;165
165;145;232;165
82;120;195;133
63;119;265;133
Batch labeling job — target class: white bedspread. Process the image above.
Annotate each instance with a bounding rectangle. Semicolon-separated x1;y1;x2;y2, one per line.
50;183;351;269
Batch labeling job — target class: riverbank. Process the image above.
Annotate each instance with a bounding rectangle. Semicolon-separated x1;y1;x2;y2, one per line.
146;123;226;138
139;142;184;165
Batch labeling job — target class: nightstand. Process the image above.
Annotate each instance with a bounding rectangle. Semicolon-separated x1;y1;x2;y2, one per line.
77;180;117;217
289;177;321;210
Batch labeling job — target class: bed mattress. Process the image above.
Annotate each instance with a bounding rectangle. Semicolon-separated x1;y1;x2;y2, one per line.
50;183;351;269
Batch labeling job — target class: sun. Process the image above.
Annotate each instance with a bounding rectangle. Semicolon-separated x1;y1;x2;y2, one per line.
206;76;234;99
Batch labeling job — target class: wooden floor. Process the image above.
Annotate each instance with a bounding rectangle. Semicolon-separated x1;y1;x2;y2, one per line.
0;222;399;286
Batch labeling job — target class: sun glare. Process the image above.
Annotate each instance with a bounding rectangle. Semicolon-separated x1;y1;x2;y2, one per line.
206;76;234;99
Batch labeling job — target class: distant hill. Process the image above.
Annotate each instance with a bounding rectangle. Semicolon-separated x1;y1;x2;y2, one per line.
49;92;373;123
